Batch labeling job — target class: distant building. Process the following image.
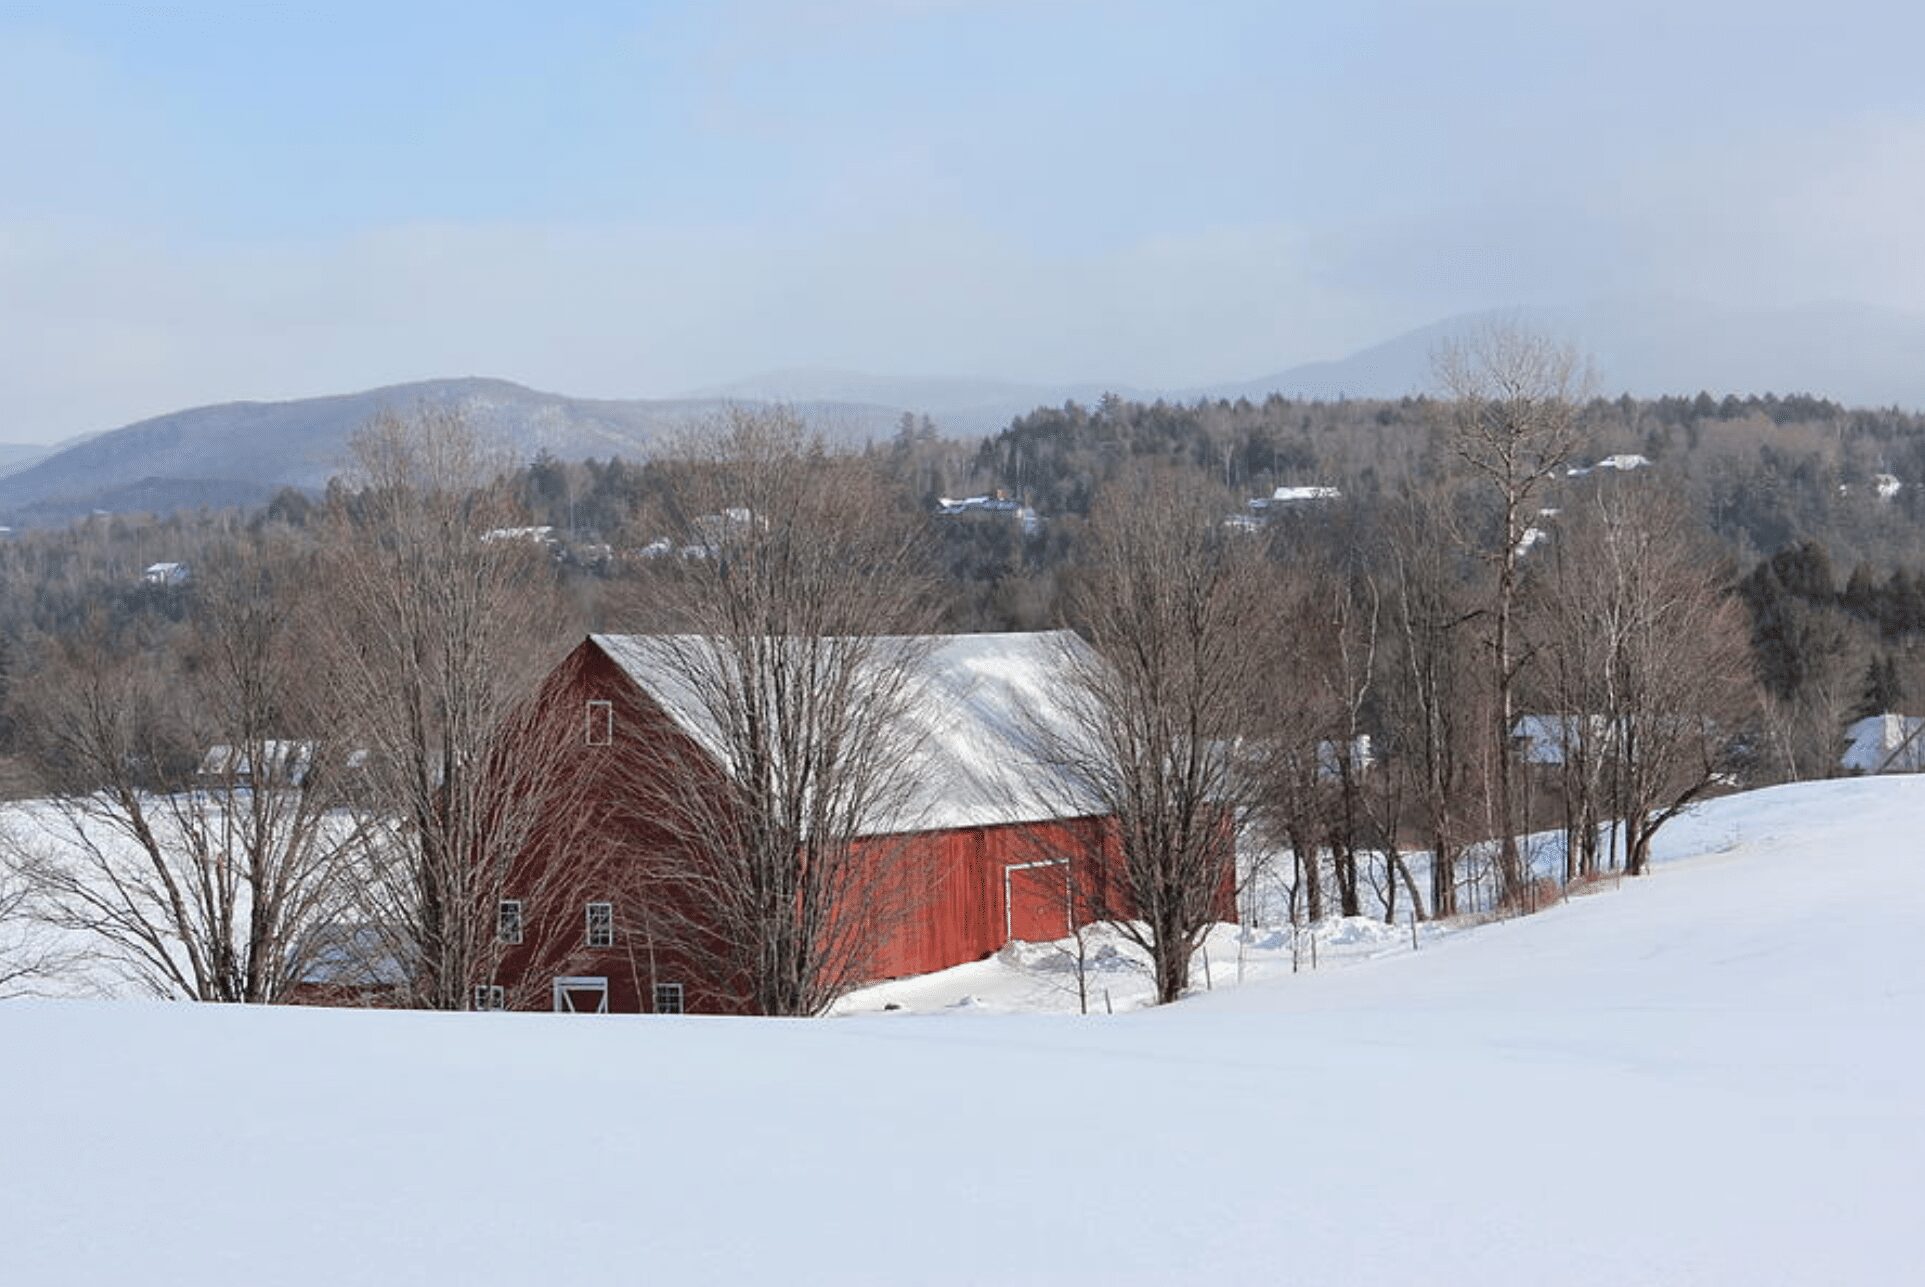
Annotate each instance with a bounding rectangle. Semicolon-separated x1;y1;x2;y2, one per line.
480;525;557;545
1248;485;1341;515
1512;714;1614;767
142;562;189;586
1567;454;1652;478
197;740;369;788
935;492;1039;535
1841;714;1925;775
1235;484;1342;528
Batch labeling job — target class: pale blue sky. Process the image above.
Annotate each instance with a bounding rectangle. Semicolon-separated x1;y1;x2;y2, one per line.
2;0;1921;440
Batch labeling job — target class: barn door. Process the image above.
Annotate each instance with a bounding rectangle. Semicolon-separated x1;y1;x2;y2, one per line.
552;976;610;1014
1004;859;1072;942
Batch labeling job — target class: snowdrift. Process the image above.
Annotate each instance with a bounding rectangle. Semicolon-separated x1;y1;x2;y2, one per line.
3;777;1922;1285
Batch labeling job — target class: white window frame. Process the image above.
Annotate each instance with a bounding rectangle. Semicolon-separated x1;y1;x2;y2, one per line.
653;982;685;1015
552;976;609;1014
1003;858;1073;942
472;984;506;1011
497;899;524;945
585;900;614;949
586;699;613;747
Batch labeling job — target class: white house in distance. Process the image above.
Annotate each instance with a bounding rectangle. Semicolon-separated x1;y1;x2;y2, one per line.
142;561;189;586
1234;484;1342;529
1841;714;1925;775
1512;714;1614;766
935;492;1040;535
1567;454;1652;478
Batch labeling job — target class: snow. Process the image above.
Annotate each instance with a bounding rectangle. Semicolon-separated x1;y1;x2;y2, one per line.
1269;484;1342;502
1568;453;1652;477
591;630;1104;833
1841;712;1925;773
4;777;1924;1285
1510;712;1612;766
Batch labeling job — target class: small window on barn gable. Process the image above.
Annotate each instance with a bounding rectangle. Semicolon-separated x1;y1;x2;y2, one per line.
653;982;685;1015
497;899;523;945
473;985;506;1011
586;901;614;948
586;699;613;747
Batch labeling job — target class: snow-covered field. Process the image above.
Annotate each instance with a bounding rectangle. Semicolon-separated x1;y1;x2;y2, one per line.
4;776;1922;1285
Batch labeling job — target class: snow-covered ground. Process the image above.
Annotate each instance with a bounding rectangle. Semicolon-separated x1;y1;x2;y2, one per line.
3;776;1923;1285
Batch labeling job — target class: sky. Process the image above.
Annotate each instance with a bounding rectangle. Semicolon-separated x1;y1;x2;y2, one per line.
2;0;1923;443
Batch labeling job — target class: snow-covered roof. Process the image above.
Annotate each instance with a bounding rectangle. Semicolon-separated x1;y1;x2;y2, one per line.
1568;454;1652;478
1269;485;1342;503
197;741;369;786
142;561;189;584
1842;714;1925;774
199;740;316;785
480;525;555;544
1511;714;1613;766
590;631;1104;836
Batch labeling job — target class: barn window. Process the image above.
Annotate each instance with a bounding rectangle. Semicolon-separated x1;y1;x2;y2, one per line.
497;899;524;945
586;901;614;948
472;985;506;1011
586;699;613;747
653;982;685;1015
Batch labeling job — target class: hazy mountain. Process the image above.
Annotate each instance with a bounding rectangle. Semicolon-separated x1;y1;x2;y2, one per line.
13;297;1925;524
1197;299;1925;406
0;442;56;476
680;369;1147;436
0;377;905;524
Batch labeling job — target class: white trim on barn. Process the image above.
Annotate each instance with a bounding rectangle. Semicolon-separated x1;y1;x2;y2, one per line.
1003;858;1072;943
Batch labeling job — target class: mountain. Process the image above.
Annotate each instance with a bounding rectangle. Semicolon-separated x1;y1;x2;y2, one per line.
13;296;1925;524
1197;298;1925;406
0;378;906;525
680;368;1146;437
0;442;58;477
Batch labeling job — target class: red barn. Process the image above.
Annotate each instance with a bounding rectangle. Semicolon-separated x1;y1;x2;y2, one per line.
489;630;1165;1015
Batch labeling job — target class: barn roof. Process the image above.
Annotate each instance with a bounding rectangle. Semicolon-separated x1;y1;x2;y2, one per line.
589;630;1104;836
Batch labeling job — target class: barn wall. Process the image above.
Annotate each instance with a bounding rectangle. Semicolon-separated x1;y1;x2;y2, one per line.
493;639;761;1017
862;815;1122;980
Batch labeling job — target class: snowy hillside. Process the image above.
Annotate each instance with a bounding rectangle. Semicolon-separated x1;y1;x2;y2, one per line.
3;777;1922;1285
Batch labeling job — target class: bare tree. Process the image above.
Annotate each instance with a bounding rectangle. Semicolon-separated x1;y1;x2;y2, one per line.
314;406;593;1010
1380;482;1484;918
0;857;74;997
1436;323;1587;905
1570;483;1756;875
1051;466;1275;1004
4;539;358;1002
604;407;943;1016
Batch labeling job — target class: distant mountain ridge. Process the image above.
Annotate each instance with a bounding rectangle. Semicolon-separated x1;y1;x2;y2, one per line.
1194;298;1925;406
10;296;1925;523
0;378;906;525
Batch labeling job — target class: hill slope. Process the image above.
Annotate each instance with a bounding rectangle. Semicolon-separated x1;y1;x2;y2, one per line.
3;775;1919;1285
1202;297;1925;405
0;378;904;524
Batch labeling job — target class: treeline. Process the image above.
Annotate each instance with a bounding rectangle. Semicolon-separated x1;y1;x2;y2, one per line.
0;329;1917;1014
1;367;1922;771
